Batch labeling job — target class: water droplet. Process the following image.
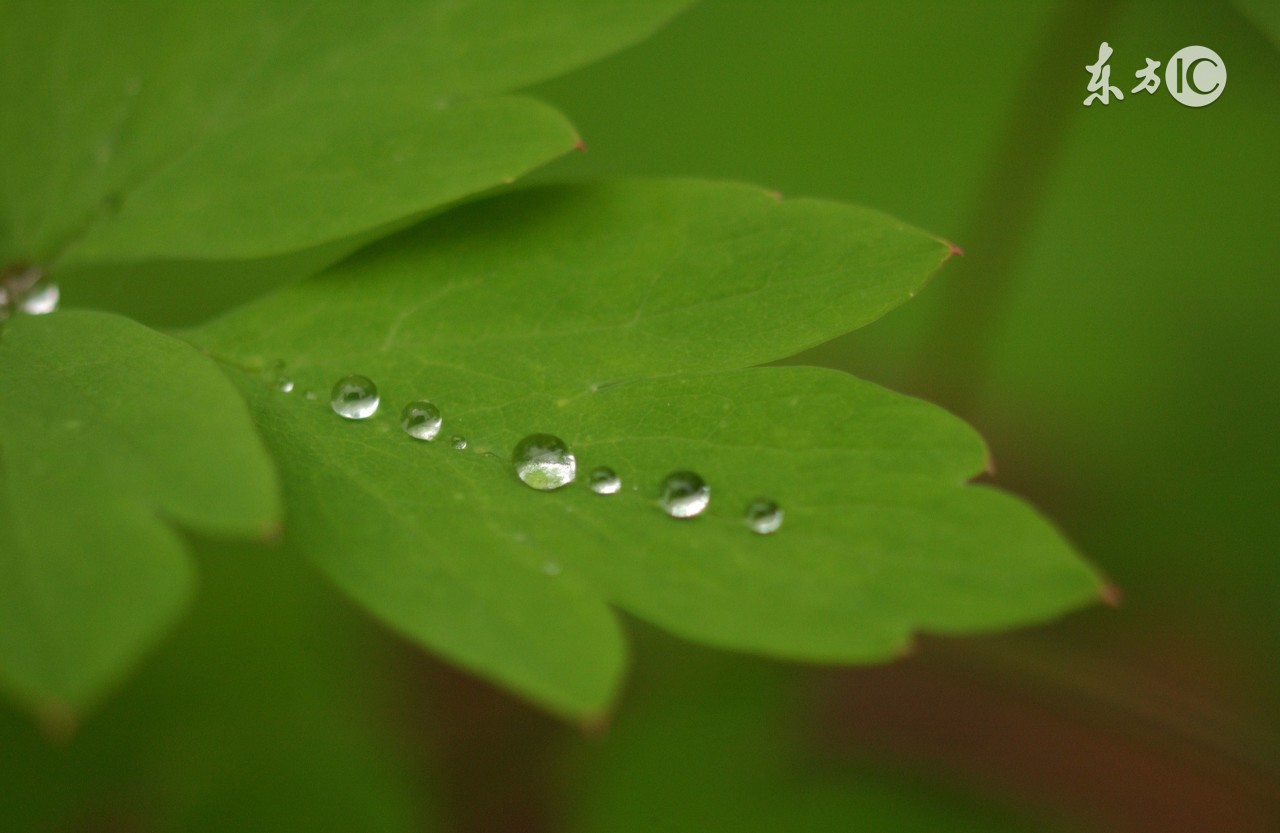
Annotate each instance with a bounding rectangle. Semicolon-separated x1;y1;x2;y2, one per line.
659;471;710;519
304;390;317;401
450;435;468;450
330;375;379;419
512;434;576;490
400;400;442;441
744;498;784;535
588;466;621;495
276;378;294;393
19;283;58;315
542;561;562;577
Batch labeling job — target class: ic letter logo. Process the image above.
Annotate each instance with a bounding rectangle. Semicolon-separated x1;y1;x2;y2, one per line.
1165;45;1226;107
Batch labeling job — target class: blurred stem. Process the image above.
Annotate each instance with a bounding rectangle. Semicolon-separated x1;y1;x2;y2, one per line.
908;0;1122;412
934;635;1280;790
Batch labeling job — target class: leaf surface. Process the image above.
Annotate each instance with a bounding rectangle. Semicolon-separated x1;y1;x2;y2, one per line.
0;311;279;712
190;180;1102;717
0;0;689;266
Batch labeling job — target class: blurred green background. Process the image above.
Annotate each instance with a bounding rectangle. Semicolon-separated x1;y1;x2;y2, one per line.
9;1;1279;830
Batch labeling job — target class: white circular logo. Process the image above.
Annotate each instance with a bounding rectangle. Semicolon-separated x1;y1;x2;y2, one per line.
1165;45;1226;107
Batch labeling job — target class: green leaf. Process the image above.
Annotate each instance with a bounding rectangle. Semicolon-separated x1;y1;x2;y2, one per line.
189;180;1102;718
0;311;279;713
67;95;578;264
0;0;690;266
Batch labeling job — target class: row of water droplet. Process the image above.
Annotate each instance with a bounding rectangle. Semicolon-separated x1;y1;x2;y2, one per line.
311;373;782;534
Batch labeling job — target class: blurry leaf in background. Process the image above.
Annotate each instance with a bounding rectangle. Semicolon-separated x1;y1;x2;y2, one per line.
0;538;435;833
563;630;1060;833
0;311;278;715
532;0;1280;768
0;0;691;268
189;179;1101;719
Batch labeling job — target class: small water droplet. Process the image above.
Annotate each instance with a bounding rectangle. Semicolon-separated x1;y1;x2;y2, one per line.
276;378;294;393
400;400;442;441
588;466;621;495
450;435;468;450
659;471;710;518
330;375;379;419
744;498;784;535
542;561;562;577
512;433;576;490
19;283;59;315
304;390;317;401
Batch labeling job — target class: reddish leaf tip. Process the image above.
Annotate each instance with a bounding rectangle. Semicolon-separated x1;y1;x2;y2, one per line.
1099;582;1124;608
37;700;78;743
579;709;613;737
258;519;284;544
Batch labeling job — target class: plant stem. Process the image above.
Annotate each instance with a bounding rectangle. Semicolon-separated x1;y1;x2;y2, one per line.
907;0;1122;413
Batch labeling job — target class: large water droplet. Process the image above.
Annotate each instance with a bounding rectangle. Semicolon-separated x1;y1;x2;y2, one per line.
659;471;710;518
400;400;442;441
512;433;576;490
19;283;59;315
744;498;784;534
450;435;468;450
588;466;621;495
330;375;379;419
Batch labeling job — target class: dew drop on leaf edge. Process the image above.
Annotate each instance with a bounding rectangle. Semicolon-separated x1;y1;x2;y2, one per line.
400;400;443;441
513;433;576;491
19;283;59;315
659;470;710;519
330;375;379;420
588;466;622;495
744;498;784;534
